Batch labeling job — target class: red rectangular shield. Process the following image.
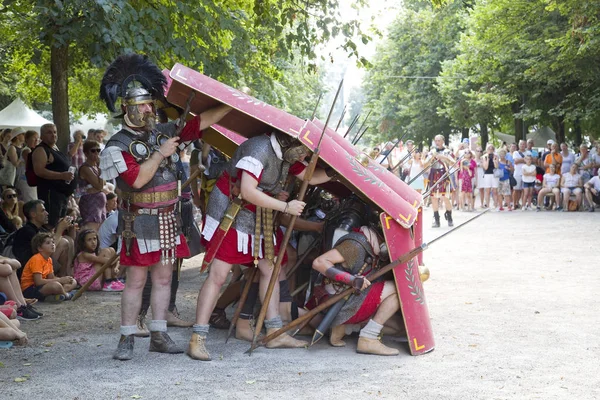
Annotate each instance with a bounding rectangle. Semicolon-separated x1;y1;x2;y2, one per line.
299;122;419;229
380;212;434;356
166;63;306;138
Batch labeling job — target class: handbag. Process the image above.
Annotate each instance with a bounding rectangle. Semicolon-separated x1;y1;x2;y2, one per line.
509;174;517;188
493;168;503;178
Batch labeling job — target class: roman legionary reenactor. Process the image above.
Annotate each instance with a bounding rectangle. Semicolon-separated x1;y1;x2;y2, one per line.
98;53;231;361
424;134;455;228
310;226;403;356
188;131;334;361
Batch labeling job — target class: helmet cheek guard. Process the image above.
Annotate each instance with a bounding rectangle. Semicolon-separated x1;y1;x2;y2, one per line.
283;144;309;164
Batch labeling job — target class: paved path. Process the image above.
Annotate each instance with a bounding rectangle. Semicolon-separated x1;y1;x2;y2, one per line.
2;209;599;399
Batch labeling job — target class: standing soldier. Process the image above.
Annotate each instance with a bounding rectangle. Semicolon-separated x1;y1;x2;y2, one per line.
188;131;334;361
424;134;455;228
98;53;231;361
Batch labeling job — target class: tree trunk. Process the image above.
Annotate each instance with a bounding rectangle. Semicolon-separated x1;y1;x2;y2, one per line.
574;118;582;147
553;116;565;144
50;44;70;152
480;123;489;149
461;127;469;140
512;101;524;142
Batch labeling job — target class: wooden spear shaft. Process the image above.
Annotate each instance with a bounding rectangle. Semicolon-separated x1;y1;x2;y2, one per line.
249;80;344;354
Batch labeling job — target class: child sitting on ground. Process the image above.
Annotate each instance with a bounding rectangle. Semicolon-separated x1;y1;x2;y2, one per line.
20;233;78;302
74;229;123;292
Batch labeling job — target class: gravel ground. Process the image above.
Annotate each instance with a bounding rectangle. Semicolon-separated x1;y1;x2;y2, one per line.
1;208;599;400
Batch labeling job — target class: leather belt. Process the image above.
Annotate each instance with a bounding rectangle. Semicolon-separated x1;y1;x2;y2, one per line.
122;189;178;204
129;204;176;215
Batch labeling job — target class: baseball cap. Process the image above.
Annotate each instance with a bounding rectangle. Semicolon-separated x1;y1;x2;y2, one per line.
547;139;554;145
462;138;469;143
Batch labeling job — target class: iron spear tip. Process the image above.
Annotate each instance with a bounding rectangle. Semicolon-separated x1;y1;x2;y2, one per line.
310;330;324;347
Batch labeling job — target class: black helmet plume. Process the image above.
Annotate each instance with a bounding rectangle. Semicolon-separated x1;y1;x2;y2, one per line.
99;53;167;112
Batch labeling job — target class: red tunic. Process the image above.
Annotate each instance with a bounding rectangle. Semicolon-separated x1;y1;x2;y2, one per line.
202;161;306;266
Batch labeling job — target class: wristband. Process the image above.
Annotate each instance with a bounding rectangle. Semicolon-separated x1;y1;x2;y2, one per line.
283;202;289;214
324;266;362;290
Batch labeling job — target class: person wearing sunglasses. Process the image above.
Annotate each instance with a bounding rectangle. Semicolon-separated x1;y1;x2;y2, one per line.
0;188;21;233
78;140;110;231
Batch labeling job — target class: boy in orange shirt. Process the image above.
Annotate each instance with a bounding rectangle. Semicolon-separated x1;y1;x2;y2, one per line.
20;233;78;302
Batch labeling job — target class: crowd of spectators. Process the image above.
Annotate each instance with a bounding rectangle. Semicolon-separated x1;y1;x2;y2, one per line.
0;126;121;349
368;138;600;213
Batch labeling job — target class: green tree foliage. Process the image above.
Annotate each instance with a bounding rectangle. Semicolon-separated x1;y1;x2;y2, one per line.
363;1;465;147
0;0;368;149
363;0;600;147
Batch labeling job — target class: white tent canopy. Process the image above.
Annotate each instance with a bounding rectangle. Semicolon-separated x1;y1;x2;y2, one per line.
0;98;53;131
491;126;557;147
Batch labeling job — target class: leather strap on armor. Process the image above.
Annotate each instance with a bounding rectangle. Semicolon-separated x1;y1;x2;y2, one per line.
121;189;178;204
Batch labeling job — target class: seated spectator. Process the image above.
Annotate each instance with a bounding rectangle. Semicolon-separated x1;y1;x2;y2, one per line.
74;229;122;292
20;232;78;302
560;164;583;211
105;192;118;217
0;256;41;320
0;187;20;233
584;170;600;212
98;210;118;251
12;200;75;277
536;164;561;211
79;140;110;231
11;216;22;230
0;309;28;345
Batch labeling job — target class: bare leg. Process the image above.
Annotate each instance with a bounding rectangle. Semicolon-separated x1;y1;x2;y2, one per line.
257;259;280;320
149;262;172;322
537;188;549;206
52;237;74;277
442;195;452;211
194;259;233;325
372;281;401;326
484;187;490;207
39;281;68;296
120;267;149;326
0;264;25;307
562;191;569;209
575;192;582;209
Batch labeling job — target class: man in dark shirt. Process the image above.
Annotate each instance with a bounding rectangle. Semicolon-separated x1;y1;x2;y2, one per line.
31;123;75;228
13;200;75;277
